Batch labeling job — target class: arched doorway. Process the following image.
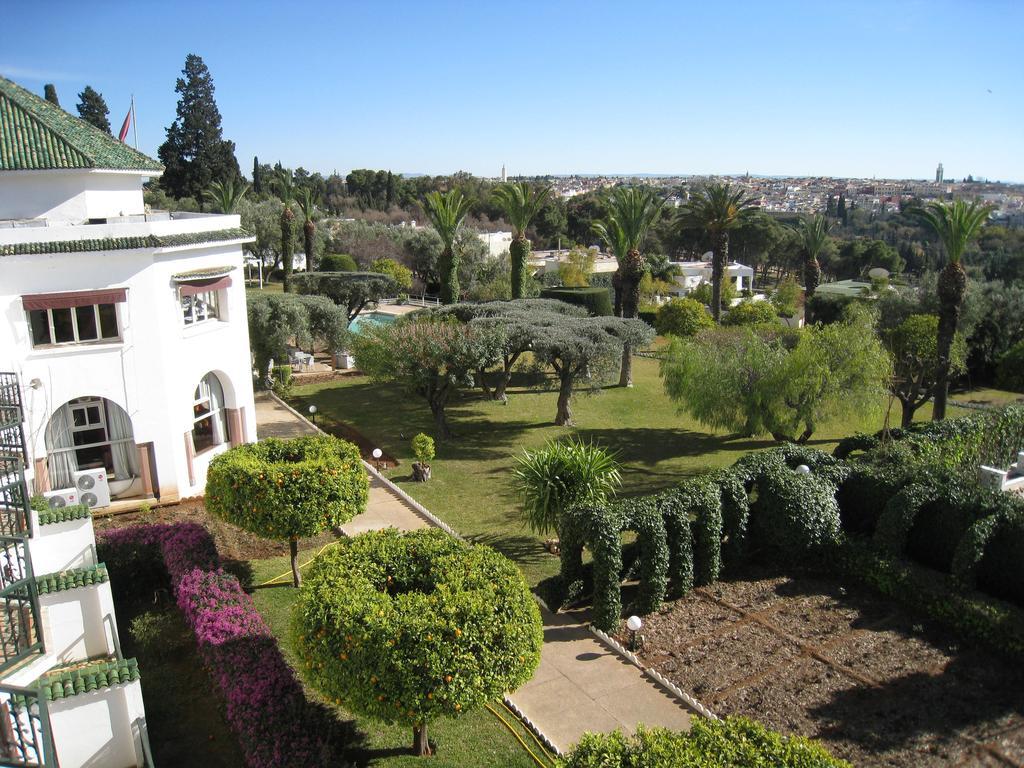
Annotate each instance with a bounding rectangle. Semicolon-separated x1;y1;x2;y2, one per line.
191;372;227;454
44;397;139;492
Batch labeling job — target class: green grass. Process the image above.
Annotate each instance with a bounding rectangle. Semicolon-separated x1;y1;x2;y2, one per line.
950;387;1024;408
290;356;920;588
248;555;546;768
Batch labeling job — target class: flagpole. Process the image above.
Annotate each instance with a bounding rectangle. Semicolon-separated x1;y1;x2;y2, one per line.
131;95;138;150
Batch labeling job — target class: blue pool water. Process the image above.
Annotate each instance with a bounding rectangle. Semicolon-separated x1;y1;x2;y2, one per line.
349;311;398;333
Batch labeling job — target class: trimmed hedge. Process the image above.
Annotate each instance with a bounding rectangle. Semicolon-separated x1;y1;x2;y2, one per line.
561;719;851;768
205;435;368;542
292;529;543;741
835;463;907;535
674;474;724;586
98;524;337;767
954;500;1024;606
657;489;695;598
839;539;1024;659
751;467;843;559
539;286;613;317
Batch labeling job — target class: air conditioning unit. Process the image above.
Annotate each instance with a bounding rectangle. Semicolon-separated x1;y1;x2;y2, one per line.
73;468;111;509
43;488;78;508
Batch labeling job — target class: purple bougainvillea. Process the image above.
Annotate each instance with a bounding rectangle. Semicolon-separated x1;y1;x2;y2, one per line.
99;524;336;768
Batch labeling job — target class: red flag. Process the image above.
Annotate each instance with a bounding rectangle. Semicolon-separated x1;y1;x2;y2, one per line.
118;107;132;142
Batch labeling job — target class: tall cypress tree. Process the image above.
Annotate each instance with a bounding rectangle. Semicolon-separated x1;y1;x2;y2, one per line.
157;54;240;206
252;156;262;195
43;84;60;107
76;86;112;134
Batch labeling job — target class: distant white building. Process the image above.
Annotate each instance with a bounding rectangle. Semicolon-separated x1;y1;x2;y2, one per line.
477;230;513;258
668;257;755;296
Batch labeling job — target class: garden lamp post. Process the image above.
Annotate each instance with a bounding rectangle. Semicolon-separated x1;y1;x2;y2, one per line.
626;615;643;651
372;447;383;471
308;404;317;426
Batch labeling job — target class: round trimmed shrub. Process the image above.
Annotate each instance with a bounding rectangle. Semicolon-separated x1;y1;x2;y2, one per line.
319;253;358;272
835;464;907;536
873;482;940;556
539;286;613;316
721;299;778;326
654;298;713;337
205;435;369;586
292;528;542;756
750;467;842;559
903;481;998;574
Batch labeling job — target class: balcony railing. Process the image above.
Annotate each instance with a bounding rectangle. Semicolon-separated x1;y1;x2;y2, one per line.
0;537;43;674
0;463;30;540
0;684;57;767
0;376;20;414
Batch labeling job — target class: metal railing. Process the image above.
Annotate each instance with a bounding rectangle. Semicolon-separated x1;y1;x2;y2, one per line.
0;461;30;540
0;376;21;413
0;537;43;673
0;684;57;767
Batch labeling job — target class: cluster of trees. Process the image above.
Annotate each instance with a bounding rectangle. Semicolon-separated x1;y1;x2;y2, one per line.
350;300;652;436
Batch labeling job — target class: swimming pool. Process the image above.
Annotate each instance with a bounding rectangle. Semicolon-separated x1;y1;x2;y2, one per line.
349;311;398;333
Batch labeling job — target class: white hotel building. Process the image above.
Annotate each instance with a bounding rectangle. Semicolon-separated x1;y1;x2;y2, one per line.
0;75;257;766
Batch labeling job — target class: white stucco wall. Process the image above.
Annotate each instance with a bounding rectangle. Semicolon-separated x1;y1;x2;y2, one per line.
49;679;146;768
39;581;118;665
0;214;257;503
28;512;97;574
0;170;148;223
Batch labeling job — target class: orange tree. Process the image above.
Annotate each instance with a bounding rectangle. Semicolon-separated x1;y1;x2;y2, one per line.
292;528;543;756
205;435;368;586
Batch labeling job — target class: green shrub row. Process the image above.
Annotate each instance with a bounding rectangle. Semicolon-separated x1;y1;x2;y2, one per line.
561;718;851;768
539;287;613;317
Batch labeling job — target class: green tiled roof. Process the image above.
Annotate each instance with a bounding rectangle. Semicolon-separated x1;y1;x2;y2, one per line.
37;504;92;526
35;563;109;595
0;76;162;172
0;227;252;256
39;658;141;701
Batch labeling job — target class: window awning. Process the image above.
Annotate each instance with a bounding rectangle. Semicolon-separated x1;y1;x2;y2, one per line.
22;288;127;311
172;267;234;297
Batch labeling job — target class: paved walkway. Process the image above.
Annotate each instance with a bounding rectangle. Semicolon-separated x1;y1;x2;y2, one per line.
253;390;695;752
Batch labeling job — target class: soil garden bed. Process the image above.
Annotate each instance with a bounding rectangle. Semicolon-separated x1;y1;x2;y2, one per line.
621;564;1024;767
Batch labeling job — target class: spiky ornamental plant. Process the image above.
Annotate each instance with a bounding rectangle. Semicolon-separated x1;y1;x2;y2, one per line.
679;183;758;322
795;213;831;304
914;199;992;421
295;188;319;270
491;182;551;299
275;171;296;291
424;190;474;304
592;187;664;386
204;177;250;214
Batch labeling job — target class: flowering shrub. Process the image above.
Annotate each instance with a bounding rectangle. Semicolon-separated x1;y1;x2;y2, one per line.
98;523;338;768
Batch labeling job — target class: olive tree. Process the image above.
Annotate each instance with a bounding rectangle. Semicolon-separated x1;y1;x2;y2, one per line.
349;316;505;438
887;314;967;427
290;271;399;325
247;293;348;379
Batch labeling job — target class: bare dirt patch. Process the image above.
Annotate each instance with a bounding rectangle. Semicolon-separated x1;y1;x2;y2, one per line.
624;565;1024;767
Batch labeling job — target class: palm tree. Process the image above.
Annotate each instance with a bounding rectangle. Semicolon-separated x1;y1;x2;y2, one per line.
915;199;992;420
794;214;831;317
295;187;319;270
679;183;757;321
491;182;551;299
274;171;296;291
204;177;249;214
424;189;473;304
592;186;664;386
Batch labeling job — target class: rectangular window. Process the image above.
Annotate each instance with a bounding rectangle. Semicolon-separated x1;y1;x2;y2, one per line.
182;290;220;326
26;304;121;348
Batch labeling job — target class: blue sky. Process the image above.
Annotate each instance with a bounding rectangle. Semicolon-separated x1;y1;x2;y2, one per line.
5;0;1022;181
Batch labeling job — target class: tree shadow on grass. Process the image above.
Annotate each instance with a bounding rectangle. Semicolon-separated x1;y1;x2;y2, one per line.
466;531;553;570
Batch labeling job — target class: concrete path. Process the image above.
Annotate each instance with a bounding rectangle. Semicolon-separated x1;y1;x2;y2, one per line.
508;608;692;753
254;391;318;439
253;390;695;752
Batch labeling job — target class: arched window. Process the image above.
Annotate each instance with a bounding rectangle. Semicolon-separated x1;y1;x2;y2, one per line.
192;373;226;453
45;397;139;489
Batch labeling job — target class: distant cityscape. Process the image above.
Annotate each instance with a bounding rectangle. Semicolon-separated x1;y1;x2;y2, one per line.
505;167;1024;226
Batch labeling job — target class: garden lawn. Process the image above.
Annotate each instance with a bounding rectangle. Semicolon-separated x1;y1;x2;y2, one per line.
249;554;544;768
290;355;926;587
